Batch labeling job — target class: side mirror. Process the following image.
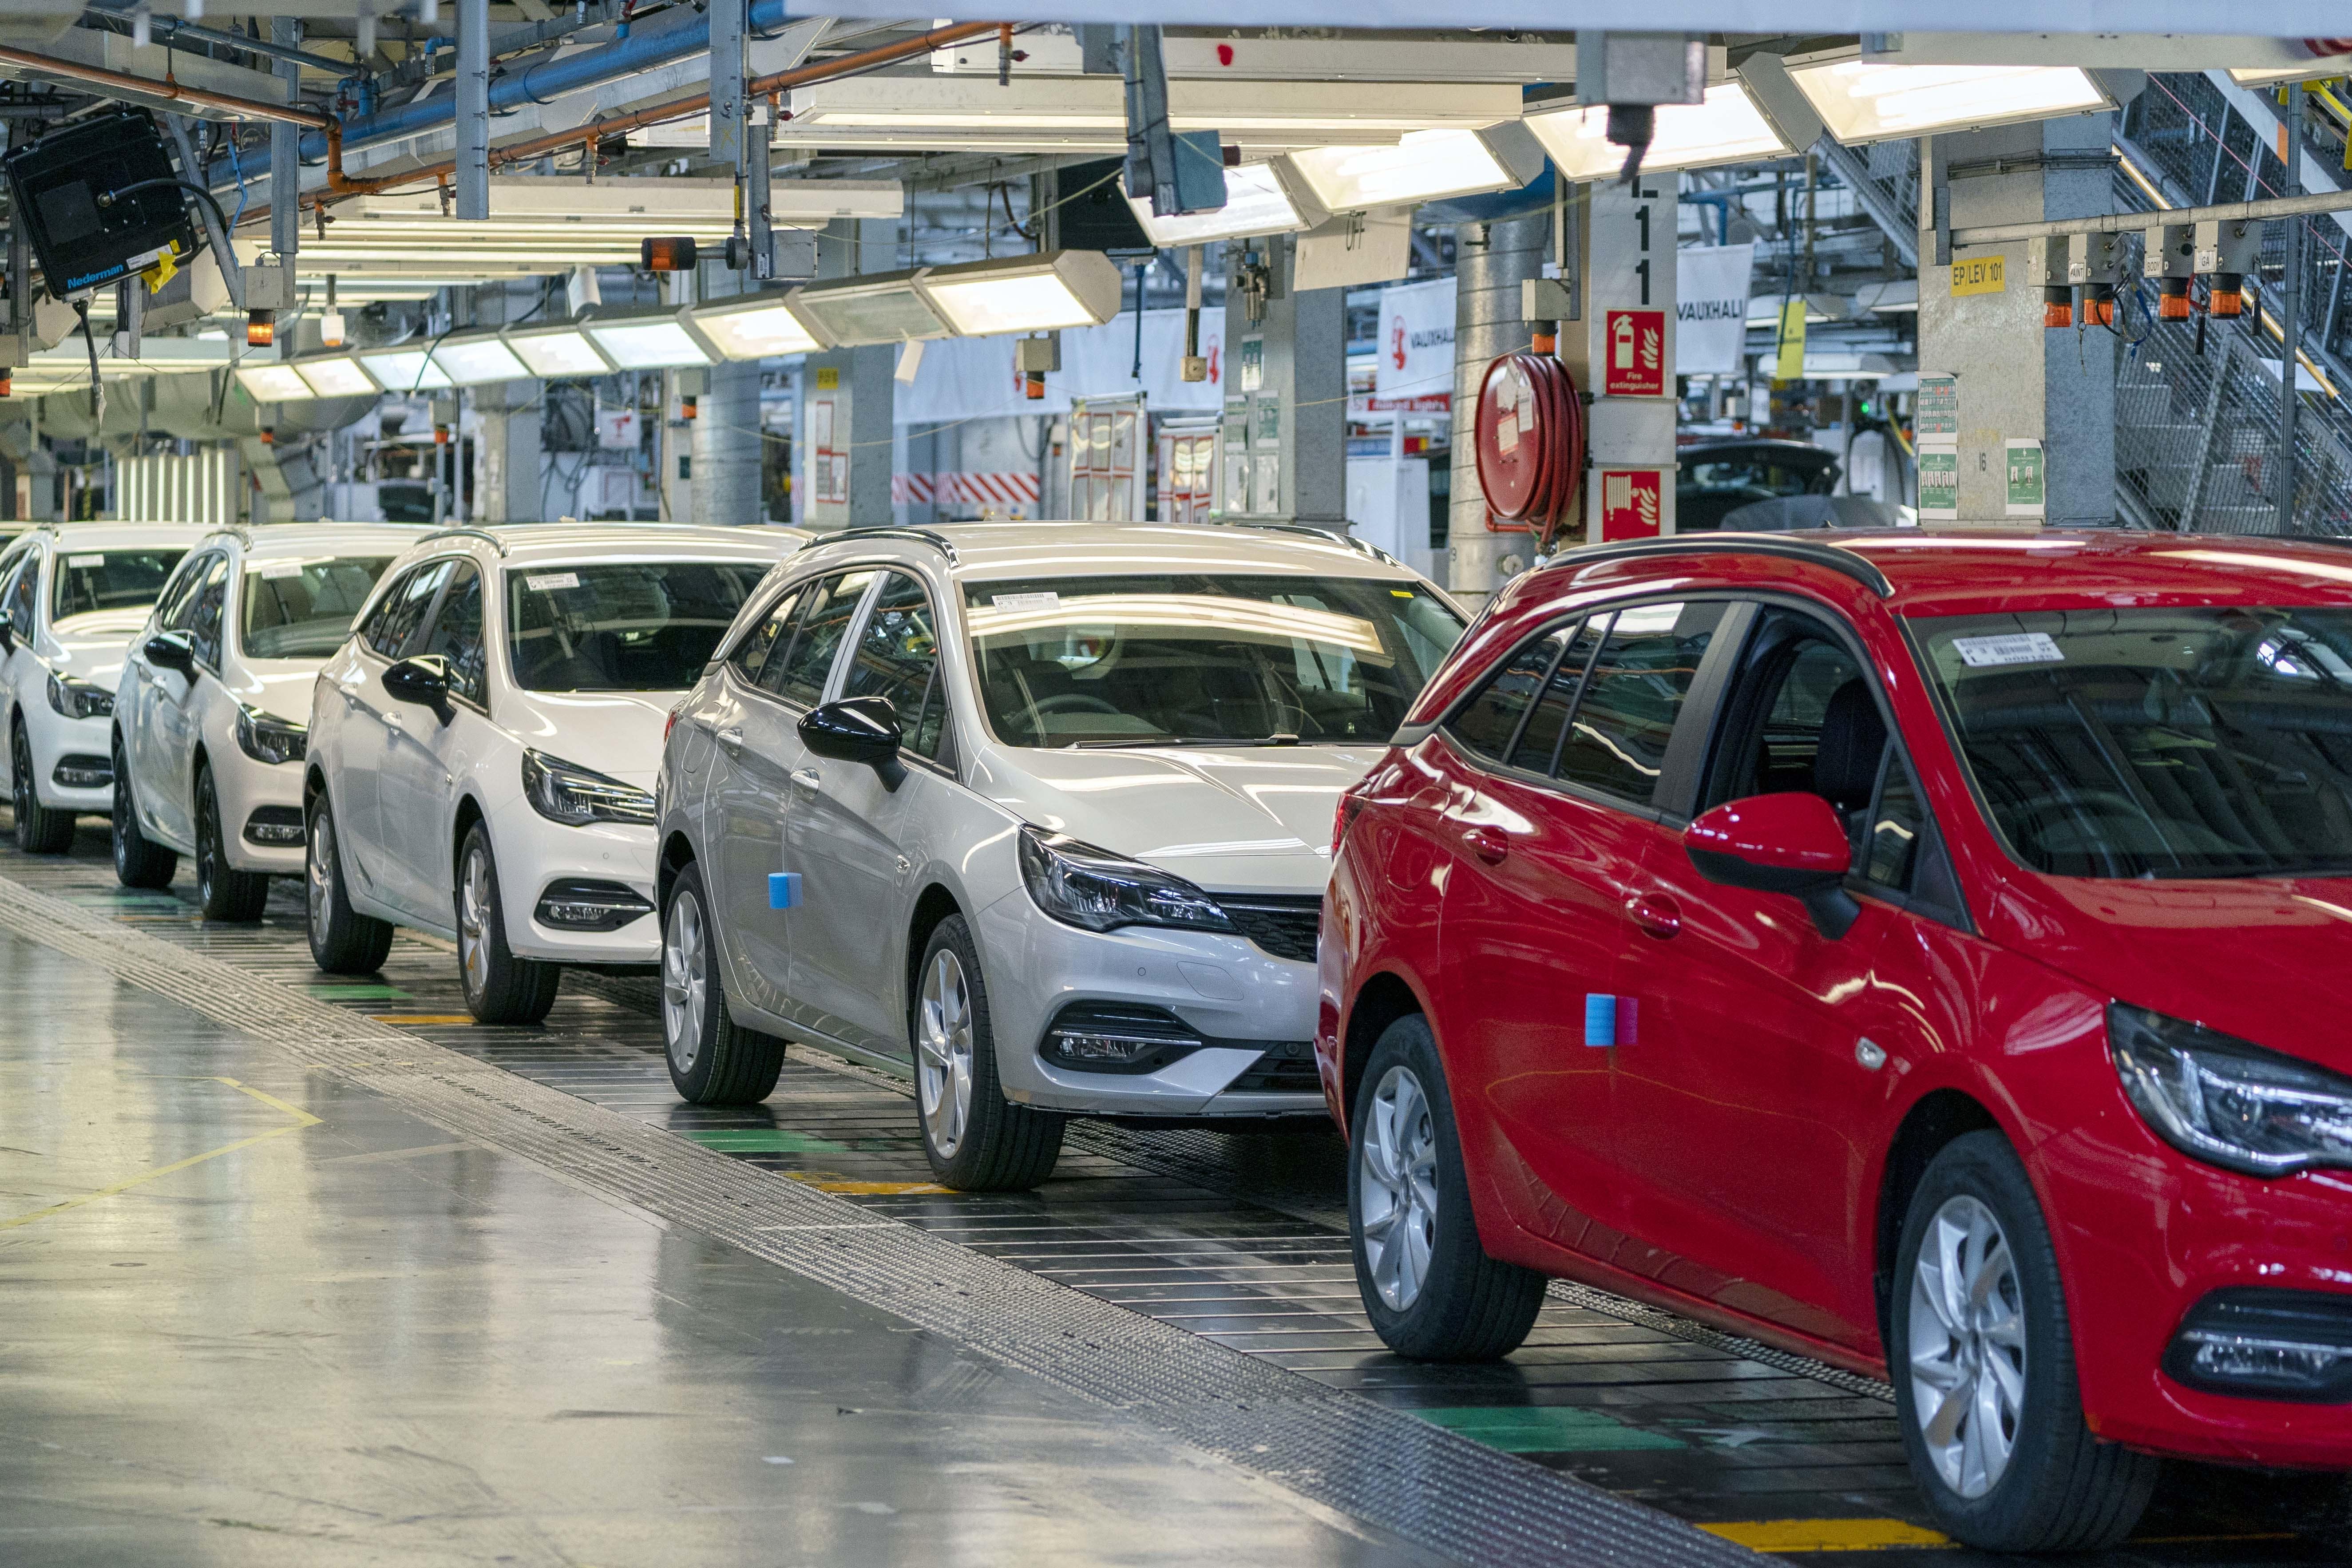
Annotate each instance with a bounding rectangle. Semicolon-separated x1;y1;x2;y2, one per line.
0;607;14;652
1684;792;1861;940
382;654;453;722
144;630;196;678
798;695;905;788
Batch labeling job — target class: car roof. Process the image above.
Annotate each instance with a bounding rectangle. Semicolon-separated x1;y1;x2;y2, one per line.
400;522;814;568
208;523;435;560
15;522;216;551
785;521;1427;585
1678;438;1837;465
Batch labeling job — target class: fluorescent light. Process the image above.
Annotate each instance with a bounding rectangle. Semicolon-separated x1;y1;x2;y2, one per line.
358;347;453;392
791;271;950;347
1529;83;1792;178
687;293;828;360
291;355;379;397
506;324;614;378
1790;61;2110;145
1281;125;1543;213
584;311;713;370
234;362;313;402
431;334;530;385
1127;162;1321;246
917;251;1125;337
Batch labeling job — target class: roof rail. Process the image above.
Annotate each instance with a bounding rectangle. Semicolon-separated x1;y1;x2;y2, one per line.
824;525;960;564
199;523;253;547
1235;521;1405;569
417;526;509;558
1561;533;1895;599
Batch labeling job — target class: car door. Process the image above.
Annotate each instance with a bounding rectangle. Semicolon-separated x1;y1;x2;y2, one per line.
124;551;210;839
788;570;951;1057
712;569;873;1024
338;559;454;900
152;550;231;846
0;543;36;790
1606;602;1922;1354
377;559;483;923
1431;601;1725;1259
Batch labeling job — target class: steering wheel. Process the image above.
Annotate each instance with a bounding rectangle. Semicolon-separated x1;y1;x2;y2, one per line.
1032;692;1121;717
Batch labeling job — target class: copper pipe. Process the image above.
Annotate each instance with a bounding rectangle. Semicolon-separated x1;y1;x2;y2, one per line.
0;42;333;129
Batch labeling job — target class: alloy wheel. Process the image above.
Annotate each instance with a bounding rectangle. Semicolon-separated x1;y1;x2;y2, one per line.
916;947;974;1158
111;758;132;875
1358;1063;1439;1312
12;728;29;829
196;781;219;905
458;845;492;1000
308;811;334;932
1908;1194;2028;1500
662;893;707;1072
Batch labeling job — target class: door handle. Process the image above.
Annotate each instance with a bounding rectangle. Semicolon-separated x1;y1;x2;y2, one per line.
789;768;821;792
716;726;745;756
1627;892;1683;940
1462;825;1508;865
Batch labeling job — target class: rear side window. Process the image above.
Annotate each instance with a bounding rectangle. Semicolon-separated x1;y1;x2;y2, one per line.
839;572;946;759
1510;618;1604;773
759;570;874;706
1865;753;1927;891
154;550;213;633
3;550;33;633
187;554;231;668
418;561;487;705
364;560;453;659
1554;602;1724;806
729;585;804;685
1446;626;1567;762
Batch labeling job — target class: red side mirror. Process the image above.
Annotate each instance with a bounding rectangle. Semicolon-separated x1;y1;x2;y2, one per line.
1685;793;1859;939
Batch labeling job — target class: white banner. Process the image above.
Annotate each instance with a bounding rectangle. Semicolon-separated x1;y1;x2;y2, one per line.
805;4;2351;32
1371;276;1456;407
1676;243;1754;376
893;309;1224;427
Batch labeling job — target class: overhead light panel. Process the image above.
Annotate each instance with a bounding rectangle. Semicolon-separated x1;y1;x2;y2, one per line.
1530;83;1792;179
1126;162;1323;246
1789;61;2111;145
357;347;454;392
1280;125;1544;214
917;251;1125;337
583;309;714;370
506;323;615;378
234;361;312;402
431;333;530;385
791;270;951;347
686;292;828;360
291;355;379;398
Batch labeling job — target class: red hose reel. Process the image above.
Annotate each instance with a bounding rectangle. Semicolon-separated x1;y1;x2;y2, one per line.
1473;350;1584;553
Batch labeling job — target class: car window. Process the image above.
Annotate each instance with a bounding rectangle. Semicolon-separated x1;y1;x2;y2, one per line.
728;584;804;685
4;547;38;634
51;548;185;621
1554;602;1724;806
1703;616;1873;811
839;572;946;760
241;554;396;659
760;570;875;706
1510;618;1606;774
1865;751;1927;892
1445;627;1566;763
507;560;765;693
355;565;417;657
0;549;31;633
417;560;487;706
154;550;213;634
368;559;453;661
187;553;232;669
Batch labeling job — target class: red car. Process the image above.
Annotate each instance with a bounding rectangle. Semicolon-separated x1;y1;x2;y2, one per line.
1318;531;2352;1552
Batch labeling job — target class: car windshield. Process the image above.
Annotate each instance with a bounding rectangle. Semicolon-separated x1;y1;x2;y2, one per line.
241;556;396;659
51;549;186;620
1918;606;2352;879
965;573;1464;747
507;560;764;692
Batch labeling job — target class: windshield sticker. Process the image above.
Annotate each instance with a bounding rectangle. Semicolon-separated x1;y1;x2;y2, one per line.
66;553;103;568
524;571;580;591
257;561;305;580
990;591;1059;611
1953;632;2065;668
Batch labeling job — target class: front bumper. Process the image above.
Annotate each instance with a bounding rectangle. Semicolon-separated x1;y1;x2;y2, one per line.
22;704;113;813
211;747;307;875
974;885;1325;1119
487;795;661;964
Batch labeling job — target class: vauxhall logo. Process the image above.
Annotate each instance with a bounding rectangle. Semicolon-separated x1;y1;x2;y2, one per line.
1389;315;1453;368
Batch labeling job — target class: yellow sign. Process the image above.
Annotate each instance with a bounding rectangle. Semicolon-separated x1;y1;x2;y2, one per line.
814;366;840;390
1772;298;1807;382
1951;255;2006;297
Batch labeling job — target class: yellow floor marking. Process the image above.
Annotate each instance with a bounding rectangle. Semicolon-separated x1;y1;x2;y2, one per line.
1700;1520;1952;1553
787;1176;949;1196
371;1014;476;1026
0;1077;321;1232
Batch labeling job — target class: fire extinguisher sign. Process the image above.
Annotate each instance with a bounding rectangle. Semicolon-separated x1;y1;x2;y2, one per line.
1602;309;1667;397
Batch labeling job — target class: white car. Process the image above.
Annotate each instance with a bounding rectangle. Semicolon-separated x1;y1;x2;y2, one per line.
303;522;812;1023
0;522;211;853
109;523;427;916
653;523;1466;1190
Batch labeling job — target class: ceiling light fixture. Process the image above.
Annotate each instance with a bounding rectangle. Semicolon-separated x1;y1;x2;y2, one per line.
356;346;454;393
233;361;311;402
430;333;531;385
685;292;829;361
789;269;952;347
915;251;1125;337
1125;162;1325;247
504;323;616;378
1279;124;1544;214
583;309;715;370
291;355;380;398
1529;83;1793;178
1788;60;2112;145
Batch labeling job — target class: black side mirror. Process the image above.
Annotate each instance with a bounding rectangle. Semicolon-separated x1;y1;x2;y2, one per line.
144;630;195;678
0;608;14;653
799;695;905;788
382;654;454;722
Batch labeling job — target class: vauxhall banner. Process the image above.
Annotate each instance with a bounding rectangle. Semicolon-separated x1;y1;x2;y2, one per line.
1372;276;1456;411
1675;243;1754;376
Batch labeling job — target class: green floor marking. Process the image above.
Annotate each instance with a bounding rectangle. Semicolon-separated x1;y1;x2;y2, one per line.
682;1128;849;1154
304;984;412;1000
1411;1405;1684;1454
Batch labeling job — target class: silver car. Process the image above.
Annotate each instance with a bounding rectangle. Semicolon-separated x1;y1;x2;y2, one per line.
654;522;1466;1191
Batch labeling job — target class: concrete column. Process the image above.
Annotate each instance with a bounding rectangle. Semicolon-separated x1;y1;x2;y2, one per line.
1917;115;2117;526
1218;237;1345;526
269;20;301;265
473;384;541;522
692;263;764;525
1448;214;1545;606
796;218;895;531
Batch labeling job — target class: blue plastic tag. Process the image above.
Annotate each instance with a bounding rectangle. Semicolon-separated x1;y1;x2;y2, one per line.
1583;993;1616;1048
768;872;802;910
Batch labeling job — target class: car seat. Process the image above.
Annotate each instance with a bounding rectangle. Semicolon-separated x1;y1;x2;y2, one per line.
1813;679;1888;825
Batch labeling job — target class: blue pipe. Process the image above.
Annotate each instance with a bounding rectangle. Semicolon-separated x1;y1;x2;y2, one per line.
231;0;795;182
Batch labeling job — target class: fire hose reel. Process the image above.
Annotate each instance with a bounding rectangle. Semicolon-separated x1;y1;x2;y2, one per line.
1474;350;1584;554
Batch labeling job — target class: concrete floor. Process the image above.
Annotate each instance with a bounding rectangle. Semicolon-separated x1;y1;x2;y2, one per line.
0;926;1431;1567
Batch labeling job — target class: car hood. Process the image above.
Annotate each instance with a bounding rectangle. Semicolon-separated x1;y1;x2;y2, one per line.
499;688;678;787
2014;875;2352;1077
980;743;1389;896
234;656;342;721
48;609;153;687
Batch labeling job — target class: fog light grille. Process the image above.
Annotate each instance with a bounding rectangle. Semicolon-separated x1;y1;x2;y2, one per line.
51;753;111;789
1040;1003;1203;1076
2163;1287;2352;1402
534;879;654;931
242;805;305;846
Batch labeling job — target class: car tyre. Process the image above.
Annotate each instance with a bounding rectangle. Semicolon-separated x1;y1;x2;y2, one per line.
1349;1012;1545;1362
11;717;73;854
456;823;560;1025
1893;1130;2158;1552
110;736;175;889
194;765;269;921
913;915;1062;1191
661;860;784;1103
305;789;393;975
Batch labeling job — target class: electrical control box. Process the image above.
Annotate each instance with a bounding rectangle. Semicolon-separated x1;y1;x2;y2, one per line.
4;108;194;300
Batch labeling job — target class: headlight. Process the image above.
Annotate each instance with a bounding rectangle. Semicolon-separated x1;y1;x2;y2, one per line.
46;672;113;720
1017;825;1236;936
520;748;656;826
234;704;307;766
2109;1003;2352;1177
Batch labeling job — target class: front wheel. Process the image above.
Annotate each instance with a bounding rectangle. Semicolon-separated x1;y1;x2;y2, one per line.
305;791;393;975
1349;1013;1544;1361
11;719;73;854
111;737;175;889
1893;1131;2158;1552
661;861;784;1103
913;915;1061;1191
456;824;560;1025
194;766;269;921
